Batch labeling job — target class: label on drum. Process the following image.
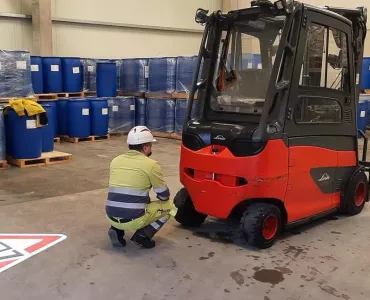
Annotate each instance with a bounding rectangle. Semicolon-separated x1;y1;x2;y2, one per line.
31;65;39;72
130;105;135;111
356;73;360;85
72;67;80;74
247;62;253;69
144;66;149;78
88;66;94;72
26;120;37;129
257;63;262;69
51;65;59;72
82;108;89;116
113;105;119;112
360;111;366;118
102;108;108;115
16;61;27;70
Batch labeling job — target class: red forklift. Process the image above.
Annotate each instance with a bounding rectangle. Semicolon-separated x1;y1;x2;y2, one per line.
174;0;369;248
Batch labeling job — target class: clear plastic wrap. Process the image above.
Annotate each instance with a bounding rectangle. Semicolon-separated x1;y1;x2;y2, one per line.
107;96;135;133
120;59;148;92
81;58;97;91
135;97;147;126
146;98;175;133
0;50;33;97
175;99;197;134
148;57;177;93
0;107;5;160
176;56;197;92
109;59;121;91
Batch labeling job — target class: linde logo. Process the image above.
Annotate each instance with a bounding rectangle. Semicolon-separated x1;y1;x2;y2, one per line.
318;173;330;182
214;135;226;141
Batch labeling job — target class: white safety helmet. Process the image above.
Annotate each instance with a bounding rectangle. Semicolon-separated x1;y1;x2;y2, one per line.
127;126;156;145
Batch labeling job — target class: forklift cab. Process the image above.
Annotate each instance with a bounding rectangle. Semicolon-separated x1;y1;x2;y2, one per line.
174;1;368;248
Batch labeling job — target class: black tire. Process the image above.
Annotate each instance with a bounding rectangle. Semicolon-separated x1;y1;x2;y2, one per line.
240;203;282;249
343;170;368;216
174;188;207;227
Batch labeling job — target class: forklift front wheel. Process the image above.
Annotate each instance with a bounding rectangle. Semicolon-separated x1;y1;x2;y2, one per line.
174;188;207;227
240;203;282;249
343;171;368;216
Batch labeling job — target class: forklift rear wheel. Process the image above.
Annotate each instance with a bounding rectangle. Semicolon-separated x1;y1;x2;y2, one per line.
240;203;282;249
174;188;207;227
343;171;368;216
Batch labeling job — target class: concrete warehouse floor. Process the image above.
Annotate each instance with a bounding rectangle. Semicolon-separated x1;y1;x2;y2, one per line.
1;137;370;300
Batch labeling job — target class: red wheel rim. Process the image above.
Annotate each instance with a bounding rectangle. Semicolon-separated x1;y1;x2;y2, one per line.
262;215;278;240
355;182;366;207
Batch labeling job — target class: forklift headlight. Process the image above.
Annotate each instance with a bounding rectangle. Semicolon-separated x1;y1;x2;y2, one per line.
274;0;294;14
195;8;209;25
361;7;368;22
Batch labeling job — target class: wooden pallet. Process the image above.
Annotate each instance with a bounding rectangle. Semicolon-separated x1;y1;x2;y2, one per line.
54;137;61;144
7;151;72;168
145;92;174;99
0;97;35;104
34;93;58;100
56;92;85;98
109;132;128;137
172;92;198;100
62;134;110;143
0;160;7;169
152;132;182;140
118;91;146;97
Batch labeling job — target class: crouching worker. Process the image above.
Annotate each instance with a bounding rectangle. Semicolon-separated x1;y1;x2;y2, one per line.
105;126;177;249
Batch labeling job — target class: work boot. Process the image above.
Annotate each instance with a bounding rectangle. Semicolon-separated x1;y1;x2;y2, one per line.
108;227;126;247
130;232;156;249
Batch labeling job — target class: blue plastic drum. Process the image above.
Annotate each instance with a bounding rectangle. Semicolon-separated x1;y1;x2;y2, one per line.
5;108;42;159
96;62;117;97
41;104;55;152
67;99;91;138
42;57;63;93
62;57;82;92
31;56;43;94
90;97;109;136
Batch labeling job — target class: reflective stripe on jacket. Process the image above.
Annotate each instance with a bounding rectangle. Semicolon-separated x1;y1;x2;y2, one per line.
106;150;170;219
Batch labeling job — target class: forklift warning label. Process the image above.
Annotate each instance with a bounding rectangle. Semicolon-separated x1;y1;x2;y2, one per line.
0;234;66;273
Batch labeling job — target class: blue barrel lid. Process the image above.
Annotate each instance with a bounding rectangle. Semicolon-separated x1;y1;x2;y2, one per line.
31;55;41;58
41;104;52;107
61;56;81;60
97;61;115;65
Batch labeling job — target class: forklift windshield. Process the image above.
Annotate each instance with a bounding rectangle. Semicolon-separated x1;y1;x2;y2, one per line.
210;16;286;115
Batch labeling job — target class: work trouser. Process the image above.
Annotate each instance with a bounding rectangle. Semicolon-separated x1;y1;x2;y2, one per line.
107;200;175;238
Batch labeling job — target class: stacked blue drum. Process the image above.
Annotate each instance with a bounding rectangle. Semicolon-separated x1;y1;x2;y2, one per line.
135;98;147;126
42;57;63;93
175;99;197;134
90;97;109;136
57;98;69;136
120;59;148;92
176;56;197;93
31;56;43;94
5;108;42;159
107;97;135;133
0;50;33;97
67;99;90;138
81;58;97;91
97;62;116;97
39;100;58;137
148;57;177;93
0;106;5;161
62;57;82;93
146;98;175;133
361;57;370;90
357;100;368;133
40;104;55;152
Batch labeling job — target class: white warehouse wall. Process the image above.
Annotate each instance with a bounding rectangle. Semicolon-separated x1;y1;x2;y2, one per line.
51;0;222;58
0;0;32;52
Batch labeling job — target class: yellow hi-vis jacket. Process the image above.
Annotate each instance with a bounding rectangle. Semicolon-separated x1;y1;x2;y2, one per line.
105;150;170;219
